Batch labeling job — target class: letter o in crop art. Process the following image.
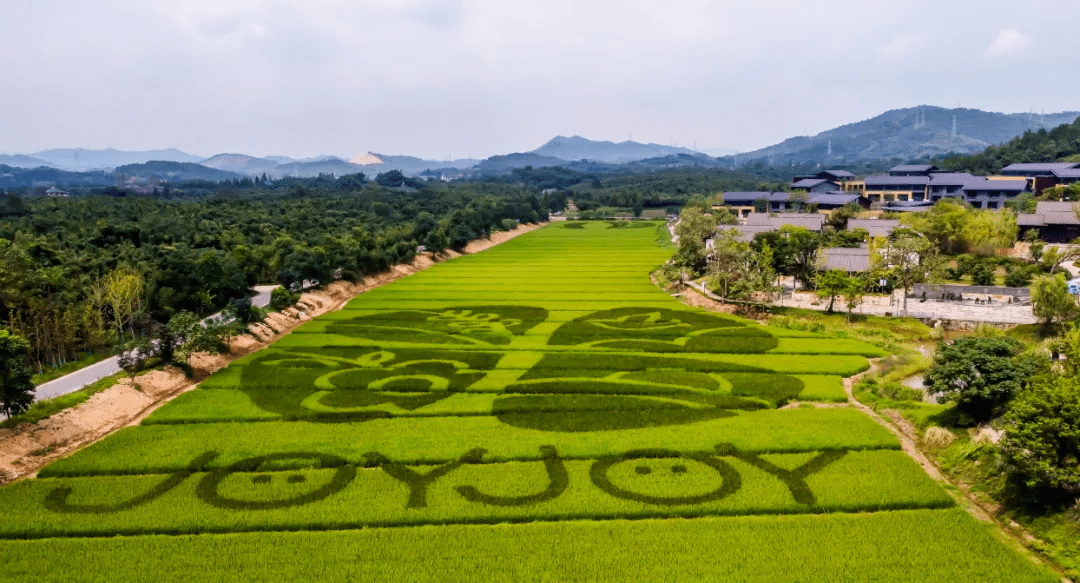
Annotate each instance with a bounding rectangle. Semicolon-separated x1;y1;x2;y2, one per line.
197;452;356;511
589;449;741;506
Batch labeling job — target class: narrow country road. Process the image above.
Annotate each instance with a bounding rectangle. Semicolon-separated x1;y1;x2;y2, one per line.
31;285;279;403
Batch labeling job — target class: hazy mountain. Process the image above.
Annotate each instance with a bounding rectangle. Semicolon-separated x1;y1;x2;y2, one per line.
728;106;1080;166
273;157;367;178
113;161;242;182
0;164;111;188
474;153;569;175
350;153;478;177
0;154;51;169
31;148;204;171
201;154;281;175
532;135;698;163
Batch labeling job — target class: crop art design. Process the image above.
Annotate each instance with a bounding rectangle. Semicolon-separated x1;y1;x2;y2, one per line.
548;308;779;353
238;347;503;421
326;306;548;346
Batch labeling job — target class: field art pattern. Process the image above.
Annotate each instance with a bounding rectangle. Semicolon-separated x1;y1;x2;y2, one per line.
0;222;1055;582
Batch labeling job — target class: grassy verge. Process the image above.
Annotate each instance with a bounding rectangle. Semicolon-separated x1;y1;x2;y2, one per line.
1;371;127;430
31;350;118;386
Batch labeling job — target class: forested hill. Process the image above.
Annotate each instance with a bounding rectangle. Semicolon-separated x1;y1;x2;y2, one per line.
0;180;551;368
725;106;1079;167
936;117;1080;174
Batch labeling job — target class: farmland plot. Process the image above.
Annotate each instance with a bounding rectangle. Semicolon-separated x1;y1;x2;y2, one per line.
0;221;1055;582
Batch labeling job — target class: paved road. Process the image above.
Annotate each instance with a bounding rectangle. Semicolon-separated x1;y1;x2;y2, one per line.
31;285;279;403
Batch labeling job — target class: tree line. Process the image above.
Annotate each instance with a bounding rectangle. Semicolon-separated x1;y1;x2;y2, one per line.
0;179;550;371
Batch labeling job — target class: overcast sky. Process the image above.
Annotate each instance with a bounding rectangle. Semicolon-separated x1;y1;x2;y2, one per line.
2;0;1078;160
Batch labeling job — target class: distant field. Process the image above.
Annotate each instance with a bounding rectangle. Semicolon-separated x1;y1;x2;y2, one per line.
0;221;1055;582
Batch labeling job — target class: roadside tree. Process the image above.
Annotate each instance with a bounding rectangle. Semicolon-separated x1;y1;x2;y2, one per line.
0;329;35;418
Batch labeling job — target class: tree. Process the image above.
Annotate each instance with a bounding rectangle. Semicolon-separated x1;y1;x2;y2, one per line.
672;206;718;276
0;329;35;418
842;275;866;321
1000;376;1080;492
903;199;970;254
1030;273;1079;332
707;230;777;301
970;263;995;286
777;225;821;290
117;338;151;385
924;336;1040;422
881;233;941;317
1039;242;1080;274
102;267;145;342
815;269;849;313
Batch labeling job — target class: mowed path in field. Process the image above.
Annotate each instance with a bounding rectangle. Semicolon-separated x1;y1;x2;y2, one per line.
0;222;1055;582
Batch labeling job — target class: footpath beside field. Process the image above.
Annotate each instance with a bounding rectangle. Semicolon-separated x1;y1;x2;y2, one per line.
0;221;1059;583
0;223;545;486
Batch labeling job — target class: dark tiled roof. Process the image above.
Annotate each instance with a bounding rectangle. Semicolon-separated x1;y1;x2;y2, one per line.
961;178;1028;192
882;200;934;212
889;164;937;173
864;174;930;187
809;192;861;205
928;173;975;186
820;170;855;179
1015;202;1079;227
821;247;871;272
1002;162;1079;173
848;219;899;237
789;178;833;188
721;191;789;204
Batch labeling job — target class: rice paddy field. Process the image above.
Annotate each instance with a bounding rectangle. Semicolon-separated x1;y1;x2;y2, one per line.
0;221;1056;582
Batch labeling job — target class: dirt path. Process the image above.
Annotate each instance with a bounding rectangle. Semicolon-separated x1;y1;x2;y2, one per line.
0;222;546;486
668;277;1064;578
842;364;1068;579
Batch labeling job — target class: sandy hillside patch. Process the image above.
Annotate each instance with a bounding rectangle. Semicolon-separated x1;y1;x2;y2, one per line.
0;221;546;485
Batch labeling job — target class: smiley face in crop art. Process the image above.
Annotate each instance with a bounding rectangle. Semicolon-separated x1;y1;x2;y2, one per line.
495;308;804;432
589;449;741;506
238;347;502;421
547;307;778;353
197;453;356;511
326;306;548;346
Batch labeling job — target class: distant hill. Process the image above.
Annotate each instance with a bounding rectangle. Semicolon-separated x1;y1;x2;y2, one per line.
532;136;698;163
474;153;569;175
273;157;367;178
0;154;50;169
0;164;111;188
32;148;204;171
938;117;1080;174
113;161;241;182
727;106;1080;166
201;153;281;175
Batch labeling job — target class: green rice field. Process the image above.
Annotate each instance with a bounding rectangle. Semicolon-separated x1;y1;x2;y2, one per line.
0;221;1055;582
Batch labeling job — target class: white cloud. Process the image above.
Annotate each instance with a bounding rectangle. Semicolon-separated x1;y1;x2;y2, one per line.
879;34;921;57
984;28;1033;58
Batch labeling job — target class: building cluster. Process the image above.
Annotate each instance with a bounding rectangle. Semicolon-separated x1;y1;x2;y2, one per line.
711;161;1080;243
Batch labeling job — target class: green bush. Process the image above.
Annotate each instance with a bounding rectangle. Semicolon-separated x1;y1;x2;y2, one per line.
1001;376;1080;492
924;336;1044;422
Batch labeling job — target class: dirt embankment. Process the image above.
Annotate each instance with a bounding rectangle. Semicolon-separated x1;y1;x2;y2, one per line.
0;222;546;485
